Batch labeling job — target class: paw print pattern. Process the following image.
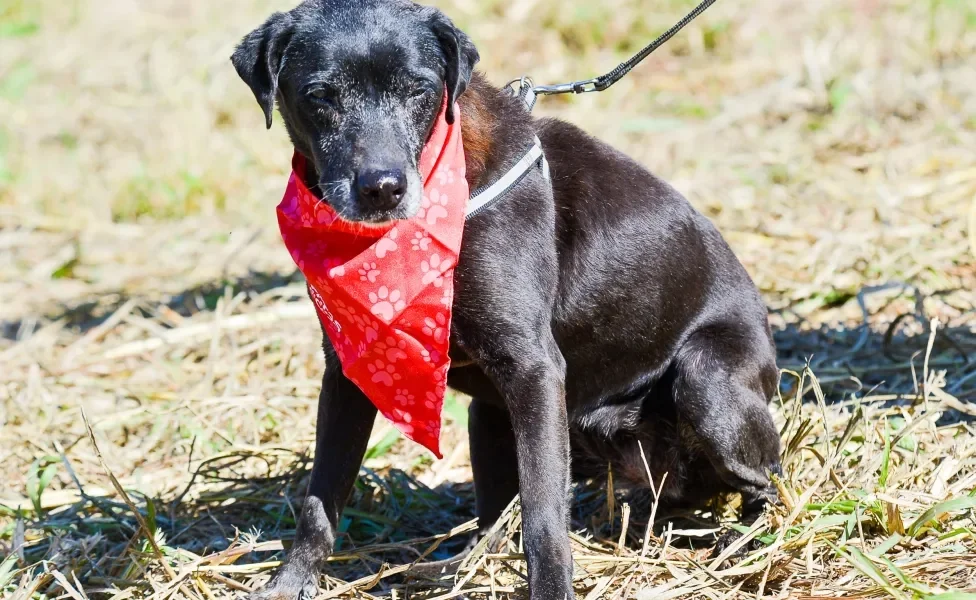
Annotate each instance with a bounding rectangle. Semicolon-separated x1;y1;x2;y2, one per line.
440;285;453;309
359;262;380;283
411;231;432;251
434;167;455;186
394;419;415;436
392;407;413;423
333;298;358;322
278;110;469;457
369;286;406;322
376;337;409;363
394;389;416;406
374;227;398;258
420;254;445;287
420;345;441;364
418;189;449;225
280;195;299;219
314;204;338;225
422;313;448;344
357;318;381;343
366;359;401;386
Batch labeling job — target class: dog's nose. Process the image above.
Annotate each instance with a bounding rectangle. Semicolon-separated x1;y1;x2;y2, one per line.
356;169;407;210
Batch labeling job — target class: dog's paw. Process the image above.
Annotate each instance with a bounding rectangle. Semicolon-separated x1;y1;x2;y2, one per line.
711;528;765;565
246;569;318;600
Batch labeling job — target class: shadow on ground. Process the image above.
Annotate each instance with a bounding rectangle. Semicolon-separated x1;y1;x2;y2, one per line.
9;268;973;402
5;270;974;592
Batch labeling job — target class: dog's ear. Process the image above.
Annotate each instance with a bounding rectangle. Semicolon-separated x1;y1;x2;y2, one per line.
427;10;480;124
231;12;294;129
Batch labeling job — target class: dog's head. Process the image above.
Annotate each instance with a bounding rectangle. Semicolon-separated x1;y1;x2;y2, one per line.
232;0;479;225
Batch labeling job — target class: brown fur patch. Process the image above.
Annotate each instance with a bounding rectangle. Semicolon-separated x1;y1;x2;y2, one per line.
458;83;496;188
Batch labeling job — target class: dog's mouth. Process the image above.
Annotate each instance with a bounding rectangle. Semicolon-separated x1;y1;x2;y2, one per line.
339;206;418;227
315;168;423;226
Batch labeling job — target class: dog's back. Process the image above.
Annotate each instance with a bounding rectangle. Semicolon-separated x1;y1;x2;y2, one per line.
537;117;775;405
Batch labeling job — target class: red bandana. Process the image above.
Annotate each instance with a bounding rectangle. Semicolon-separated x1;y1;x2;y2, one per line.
277;101;467;458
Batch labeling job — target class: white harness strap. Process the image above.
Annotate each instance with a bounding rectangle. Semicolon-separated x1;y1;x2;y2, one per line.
464;80;550;219
465;136;549;218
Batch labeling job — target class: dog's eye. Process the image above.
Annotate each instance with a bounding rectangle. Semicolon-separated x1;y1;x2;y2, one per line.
409;86;433;101
307;88;338;108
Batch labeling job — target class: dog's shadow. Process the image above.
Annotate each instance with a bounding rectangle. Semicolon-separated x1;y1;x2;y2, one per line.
152;449;722;590
8;270;973;595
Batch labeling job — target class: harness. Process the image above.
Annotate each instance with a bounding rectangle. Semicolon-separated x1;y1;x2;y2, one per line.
464;83;548;219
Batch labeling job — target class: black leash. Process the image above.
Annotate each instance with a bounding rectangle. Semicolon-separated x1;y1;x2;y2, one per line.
529;0;720;96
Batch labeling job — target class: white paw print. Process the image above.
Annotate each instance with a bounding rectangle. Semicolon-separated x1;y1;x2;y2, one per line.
424;391;439;409
366;359;401;386
411;231;432;251
422;312;449;344
328;264;345;277
374;227;399;258
435;167;456;186
369;286;406;321
394;389;416;406
420;254;445;287
376;336;409;363
358;262;380;283
419;189;449;225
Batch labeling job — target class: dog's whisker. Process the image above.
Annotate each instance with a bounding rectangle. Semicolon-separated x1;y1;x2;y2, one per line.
313;181;348;197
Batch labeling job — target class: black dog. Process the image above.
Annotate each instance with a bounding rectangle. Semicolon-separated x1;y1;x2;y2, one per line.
232;1;782;598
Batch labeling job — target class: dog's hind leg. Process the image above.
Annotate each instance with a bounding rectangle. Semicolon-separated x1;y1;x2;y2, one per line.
672;326;782;516
249;364;377;600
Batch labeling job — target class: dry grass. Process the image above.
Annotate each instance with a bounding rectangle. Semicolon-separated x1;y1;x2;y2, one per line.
2;0;976;598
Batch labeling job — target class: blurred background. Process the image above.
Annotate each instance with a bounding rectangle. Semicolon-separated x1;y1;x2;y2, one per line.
1;0;975;598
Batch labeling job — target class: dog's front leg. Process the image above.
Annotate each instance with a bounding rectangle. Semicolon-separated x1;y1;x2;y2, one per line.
509;353;574;599
469;340;574;600
249;364;377;600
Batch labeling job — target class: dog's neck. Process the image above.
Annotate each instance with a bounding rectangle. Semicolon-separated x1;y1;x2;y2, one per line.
458;72;536;193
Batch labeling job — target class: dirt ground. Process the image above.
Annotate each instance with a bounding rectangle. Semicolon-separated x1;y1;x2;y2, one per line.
1;0;975;598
